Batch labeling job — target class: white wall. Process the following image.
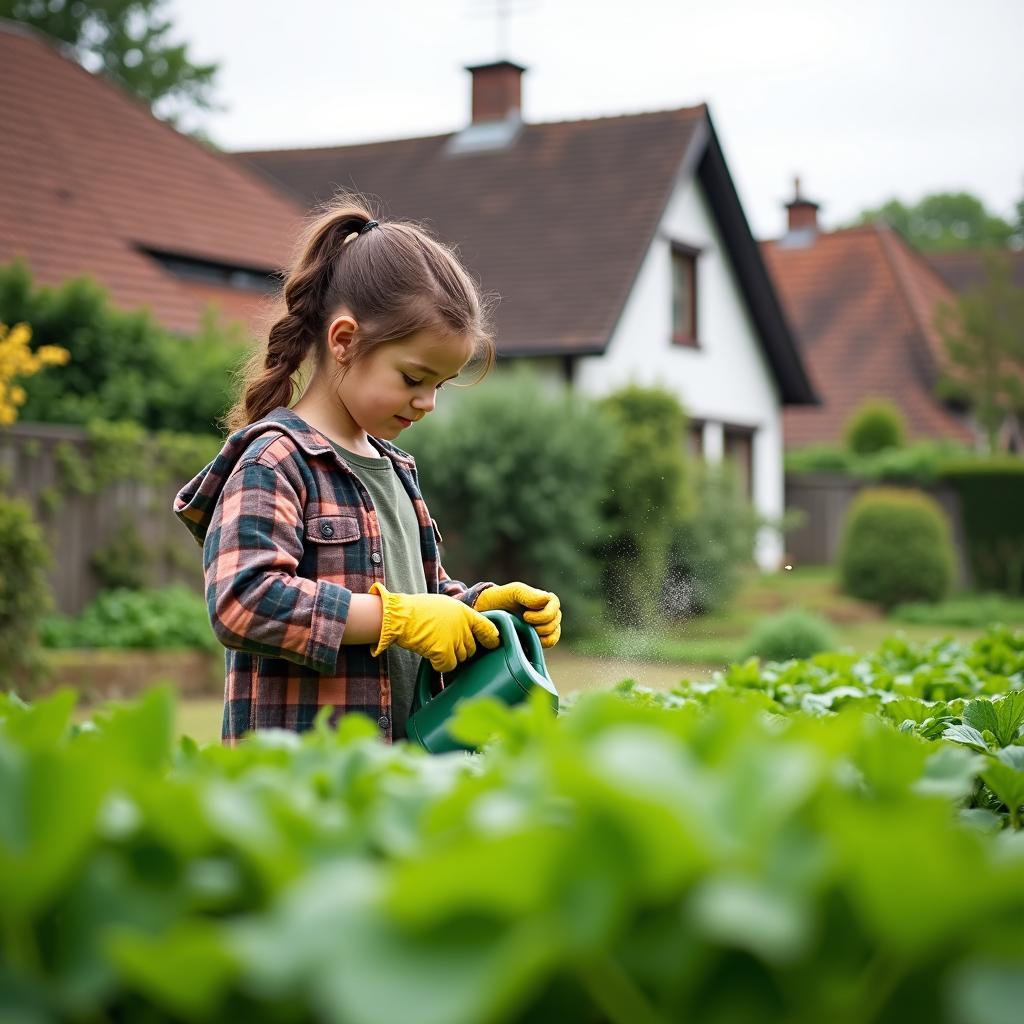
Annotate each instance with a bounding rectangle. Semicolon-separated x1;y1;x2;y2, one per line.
573;173;785;570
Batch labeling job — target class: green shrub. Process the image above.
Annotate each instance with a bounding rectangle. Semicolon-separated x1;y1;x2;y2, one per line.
39;585;217;650
843;397;906;454
666;461;759;616
838;487;955;608
402;368;615;628
740;607;837;661
88;519;151;591
0;495;52;691
595;385;690;627
0;259;245;434
941;458;1024;595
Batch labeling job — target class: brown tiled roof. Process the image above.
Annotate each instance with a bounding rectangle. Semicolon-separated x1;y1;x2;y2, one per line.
761;223;973;447
238;110;816;403
241;109;707;356
0;21;303;335
927;249;1024;293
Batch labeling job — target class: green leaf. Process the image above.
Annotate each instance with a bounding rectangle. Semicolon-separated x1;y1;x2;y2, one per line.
963;698;1000;738
992;691;1024;747
943;723;991;752
106;921;237;1020
688;876;811;963
981;747;1024;819
949;959;1024;1024
914;745;985;801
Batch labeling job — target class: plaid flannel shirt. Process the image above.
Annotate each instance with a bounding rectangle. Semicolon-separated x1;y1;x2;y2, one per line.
173;406;492;745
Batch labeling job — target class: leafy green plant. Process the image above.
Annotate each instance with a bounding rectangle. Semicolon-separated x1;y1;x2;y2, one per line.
839;487;955;608
39;585;217;651
739;607;837;661
844;397;907;454
0;495;52;691
4;636;1024;1024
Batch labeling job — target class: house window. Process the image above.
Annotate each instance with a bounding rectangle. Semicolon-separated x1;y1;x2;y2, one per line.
723;425;755;499
671;243;699;346
143;248;279;294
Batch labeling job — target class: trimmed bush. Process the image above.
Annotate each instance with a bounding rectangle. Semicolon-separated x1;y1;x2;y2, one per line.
740;607;837;662
843;398;906;454
0;495;53;691
838;487;955;608
941;458;1024;595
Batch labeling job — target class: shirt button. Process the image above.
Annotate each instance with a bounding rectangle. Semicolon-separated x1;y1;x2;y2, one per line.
371;551;382;564
320;522;334;538
377;715;390;730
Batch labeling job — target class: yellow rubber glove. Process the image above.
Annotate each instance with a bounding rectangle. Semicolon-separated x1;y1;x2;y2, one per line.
474;582;562;648
370;582;501;672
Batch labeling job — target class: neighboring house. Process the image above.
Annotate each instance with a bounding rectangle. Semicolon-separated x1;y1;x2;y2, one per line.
0;20;303;336
238;62;816;569
927;249;1024;292
761;183;975;449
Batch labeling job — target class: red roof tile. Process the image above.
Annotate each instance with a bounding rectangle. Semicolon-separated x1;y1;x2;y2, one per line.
761;223;974;448
0;22;303;335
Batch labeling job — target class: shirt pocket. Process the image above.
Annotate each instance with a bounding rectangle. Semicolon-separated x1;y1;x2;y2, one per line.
303;514;362;583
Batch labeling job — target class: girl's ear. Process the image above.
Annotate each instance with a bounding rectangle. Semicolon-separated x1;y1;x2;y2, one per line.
326;314;359;364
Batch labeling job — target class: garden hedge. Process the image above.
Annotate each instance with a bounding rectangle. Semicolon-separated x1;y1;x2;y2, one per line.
940;458;1024;595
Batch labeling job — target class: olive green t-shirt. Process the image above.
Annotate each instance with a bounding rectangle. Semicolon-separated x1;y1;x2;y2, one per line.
332;442;428;740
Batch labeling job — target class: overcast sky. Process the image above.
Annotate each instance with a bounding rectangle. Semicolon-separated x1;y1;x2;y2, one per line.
170;0;1023;240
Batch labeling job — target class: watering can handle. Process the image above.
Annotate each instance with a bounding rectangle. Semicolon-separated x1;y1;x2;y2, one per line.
412;610;544;711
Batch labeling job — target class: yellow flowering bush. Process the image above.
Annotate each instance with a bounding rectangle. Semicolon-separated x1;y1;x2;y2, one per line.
0;321;70;425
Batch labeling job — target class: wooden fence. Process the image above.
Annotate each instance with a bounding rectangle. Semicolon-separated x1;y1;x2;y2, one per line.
0;422;206;615
784;472;973;588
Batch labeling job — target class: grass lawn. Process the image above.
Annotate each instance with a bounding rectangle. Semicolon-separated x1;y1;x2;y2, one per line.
568;566;1013;665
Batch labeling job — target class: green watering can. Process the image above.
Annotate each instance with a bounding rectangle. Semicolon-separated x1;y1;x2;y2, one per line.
405;609;559;753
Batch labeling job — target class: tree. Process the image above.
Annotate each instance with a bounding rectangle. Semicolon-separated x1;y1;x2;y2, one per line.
1;0;218;126
935;249;1024;452
852;192;1016;251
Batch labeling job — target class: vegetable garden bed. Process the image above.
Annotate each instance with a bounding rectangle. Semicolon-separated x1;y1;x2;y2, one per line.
3;627;1023;1023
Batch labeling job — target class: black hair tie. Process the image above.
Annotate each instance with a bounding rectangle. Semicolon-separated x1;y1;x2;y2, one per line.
360;219;380;234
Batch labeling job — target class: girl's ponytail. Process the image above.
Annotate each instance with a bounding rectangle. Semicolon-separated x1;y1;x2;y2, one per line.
222;191;495;435
224;204;376;433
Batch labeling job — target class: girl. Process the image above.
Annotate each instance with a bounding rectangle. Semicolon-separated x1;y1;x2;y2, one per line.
174;197;561;745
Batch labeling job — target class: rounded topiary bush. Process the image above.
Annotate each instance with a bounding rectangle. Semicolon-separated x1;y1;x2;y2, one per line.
838;488;954;609
740;608;837;662
844;398;906;454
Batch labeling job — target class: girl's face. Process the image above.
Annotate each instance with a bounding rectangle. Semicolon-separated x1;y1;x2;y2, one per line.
333;325;473;441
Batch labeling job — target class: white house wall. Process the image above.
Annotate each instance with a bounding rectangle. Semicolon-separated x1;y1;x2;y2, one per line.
574;174;785;570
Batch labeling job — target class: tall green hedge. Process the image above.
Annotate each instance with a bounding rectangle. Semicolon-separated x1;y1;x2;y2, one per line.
941;459;1024;594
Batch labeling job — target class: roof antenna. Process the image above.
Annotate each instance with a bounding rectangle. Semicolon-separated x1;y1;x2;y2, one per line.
469;0;537;61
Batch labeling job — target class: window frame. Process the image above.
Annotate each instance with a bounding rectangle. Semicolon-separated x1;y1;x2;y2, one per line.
669;240;701;348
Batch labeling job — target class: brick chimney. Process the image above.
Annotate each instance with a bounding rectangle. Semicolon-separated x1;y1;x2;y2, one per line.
781;176;821;248
467;60;526;124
